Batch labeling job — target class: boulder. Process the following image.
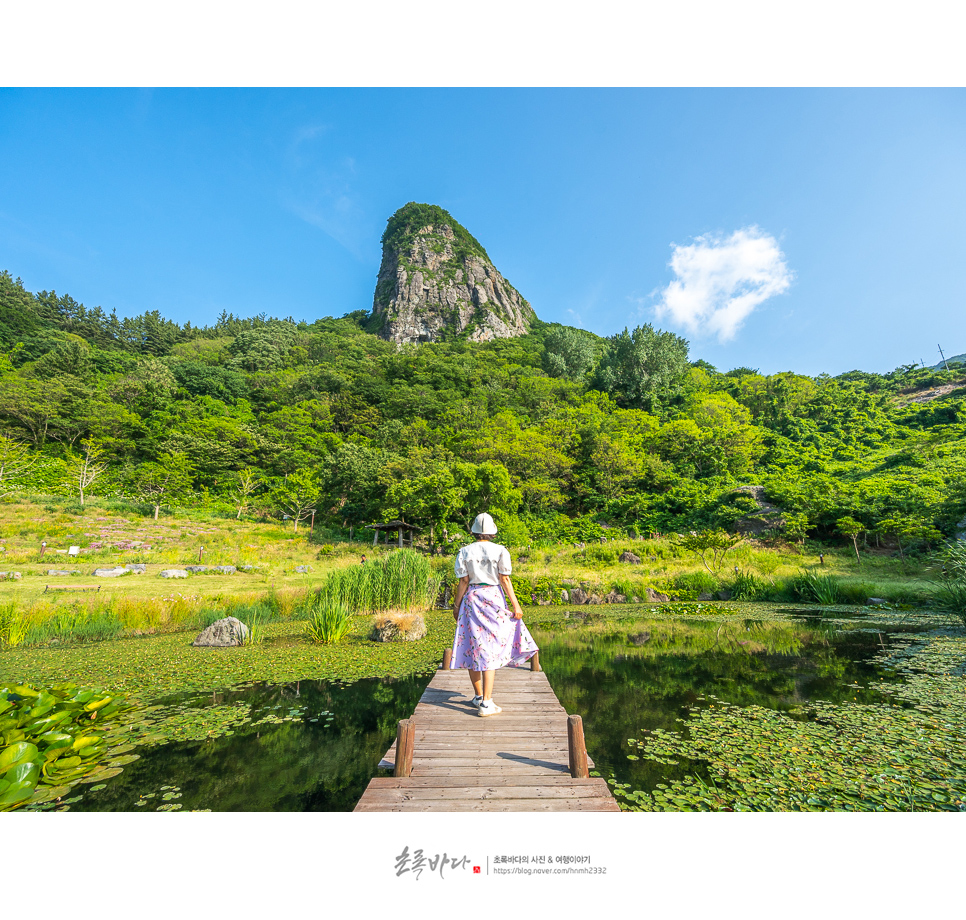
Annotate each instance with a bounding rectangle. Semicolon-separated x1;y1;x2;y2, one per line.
160;569;189;579
645;588;670;603
124;564;146;574
586;594;603;605
569;587;589;605
716;589;733;601
213;565;236;574
560;589;569;603
295;566;312;573
866;597;888;606
604;591;627;604
0;571;22;580
47;570;72;576
369;613;427;642
192;616;249;648
185;565;208;573
619;551;642;565
697;592;715;601
94;567;126;577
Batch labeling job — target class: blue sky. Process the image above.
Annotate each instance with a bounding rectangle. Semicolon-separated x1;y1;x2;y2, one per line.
2;87;965;375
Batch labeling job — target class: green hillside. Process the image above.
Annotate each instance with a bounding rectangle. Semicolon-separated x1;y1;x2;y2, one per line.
1;268;964;556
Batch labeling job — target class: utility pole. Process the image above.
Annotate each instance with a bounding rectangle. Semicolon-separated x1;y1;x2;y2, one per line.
938;345;949;370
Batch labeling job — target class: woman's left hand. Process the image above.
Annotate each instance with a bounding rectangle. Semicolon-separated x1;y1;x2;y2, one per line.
512;608;523;620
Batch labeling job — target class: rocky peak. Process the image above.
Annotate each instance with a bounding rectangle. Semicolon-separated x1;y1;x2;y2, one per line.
371;202;535;344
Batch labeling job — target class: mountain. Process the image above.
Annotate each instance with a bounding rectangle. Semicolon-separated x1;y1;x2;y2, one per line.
932;352;966;370
370;202;536;344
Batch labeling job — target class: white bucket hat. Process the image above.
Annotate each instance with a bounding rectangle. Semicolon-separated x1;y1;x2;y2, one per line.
471;512;498;535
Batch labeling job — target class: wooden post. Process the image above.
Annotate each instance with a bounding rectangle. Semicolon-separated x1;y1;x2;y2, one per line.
398;527;403;548
373;529;378;547
442;648;452;670
310;510;315;533
394;719;415;778
530;651;541;672
568;714;589;779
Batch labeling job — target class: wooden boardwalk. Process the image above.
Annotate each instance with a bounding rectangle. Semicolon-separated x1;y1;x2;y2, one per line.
354;666;620;812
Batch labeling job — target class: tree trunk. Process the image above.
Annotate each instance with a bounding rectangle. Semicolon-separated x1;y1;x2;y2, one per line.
154;504;160;520
851;536;860;566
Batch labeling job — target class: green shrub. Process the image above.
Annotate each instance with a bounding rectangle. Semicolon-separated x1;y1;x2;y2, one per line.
306;598;353;644
669;570;720;601
728;571;771;601
836;581;878;604
791;570;840;605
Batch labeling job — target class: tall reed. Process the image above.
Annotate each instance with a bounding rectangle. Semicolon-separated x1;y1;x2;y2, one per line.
314;549;438;613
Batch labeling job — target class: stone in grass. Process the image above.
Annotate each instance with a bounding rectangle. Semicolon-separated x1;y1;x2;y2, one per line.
295;566;312;574
185;565;208;573
369;613;427;643
697;592;715;601
212;565;236;574
604;590;628;604
124;564;146;574
94;567;127;577
159;569;189;579
645;588;671;603
192;616;249;648
47;570;72;576
866;597;888;606
619;551;642;565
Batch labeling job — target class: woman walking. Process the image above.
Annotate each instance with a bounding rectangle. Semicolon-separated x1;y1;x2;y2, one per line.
450;512;539;716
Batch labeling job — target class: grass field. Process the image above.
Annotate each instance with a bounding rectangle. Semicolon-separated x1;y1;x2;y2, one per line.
0;494;936;651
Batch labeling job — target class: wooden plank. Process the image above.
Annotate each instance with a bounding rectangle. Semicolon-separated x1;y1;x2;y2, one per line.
355;799;622;812
355;666;617;813
365;775;608;788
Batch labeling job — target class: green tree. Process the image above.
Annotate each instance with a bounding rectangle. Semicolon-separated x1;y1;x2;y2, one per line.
135;451;194;519
542;325;600;379
0;431;36;499
676;530;744;575
68;439;108;506
270;470;320;532
592;324;690;413
836;516;863;565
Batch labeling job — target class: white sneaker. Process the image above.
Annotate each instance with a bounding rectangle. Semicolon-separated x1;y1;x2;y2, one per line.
478;700;502;717
470;695;483;709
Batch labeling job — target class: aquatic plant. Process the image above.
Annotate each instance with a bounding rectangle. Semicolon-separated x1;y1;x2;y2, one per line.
793;570;840;605
728;571;771;601
306;599;354;644
314;549;438;614
0;682;133;810
928;542;966;626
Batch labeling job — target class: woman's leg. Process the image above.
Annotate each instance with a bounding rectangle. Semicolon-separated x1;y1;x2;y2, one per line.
469;670;483;697
482;669;495;701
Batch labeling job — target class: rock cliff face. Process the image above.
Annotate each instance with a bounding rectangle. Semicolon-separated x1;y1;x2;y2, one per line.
371;202;535;345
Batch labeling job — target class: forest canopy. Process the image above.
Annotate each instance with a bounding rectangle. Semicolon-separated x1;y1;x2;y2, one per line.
1;269;964;552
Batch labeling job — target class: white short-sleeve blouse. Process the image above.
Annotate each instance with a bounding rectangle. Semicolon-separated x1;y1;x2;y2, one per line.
454;541;512;585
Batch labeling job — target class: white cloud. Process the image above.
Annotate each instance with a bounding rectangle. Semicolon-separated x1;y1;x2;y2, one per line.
655;226;793;342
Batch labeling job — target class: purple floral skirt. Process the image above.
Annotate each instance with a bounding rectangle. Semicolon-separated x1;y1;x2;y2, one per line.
450;584;539;671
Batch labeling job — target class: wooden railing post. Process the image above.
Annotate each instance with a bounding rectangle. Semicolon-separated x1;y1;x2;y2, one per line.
442;648;452;670
394;719;415;778
567;714;589;778
530;651;541;672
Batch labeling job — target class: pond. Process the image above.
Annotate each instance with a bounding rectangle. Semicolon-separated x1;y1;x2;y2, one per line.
28;674;431;812
10;604;965;812
528;607;966;811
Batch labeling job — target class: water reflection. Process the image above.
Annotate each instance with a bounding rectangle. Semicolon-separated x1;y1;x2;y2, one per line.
529;617;903;796
72;674;431;812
